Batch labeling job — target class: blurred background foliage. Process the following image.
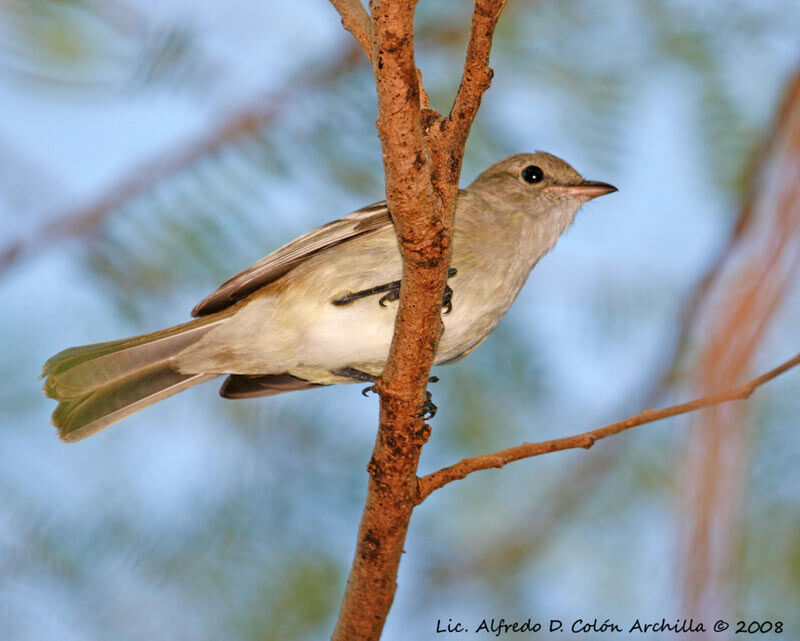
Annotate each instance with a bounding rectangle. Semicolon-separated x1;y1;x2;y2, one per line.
2;0;800;639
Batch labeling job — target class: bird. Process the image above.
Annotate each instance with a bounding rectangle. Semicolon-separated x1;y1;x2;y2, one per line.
42;152;616;442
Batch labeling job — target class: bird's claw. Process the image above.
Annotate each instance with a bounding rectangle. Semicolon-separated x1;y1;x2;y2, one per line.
441;268;457;314
332;267;457;312
441;285;453;314
412;391;437;420
363;376;435;400
378;287;400;307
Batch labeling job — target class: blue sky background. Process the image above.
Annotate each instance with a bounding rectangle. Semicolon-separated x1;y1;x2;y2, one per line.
2;1;800;639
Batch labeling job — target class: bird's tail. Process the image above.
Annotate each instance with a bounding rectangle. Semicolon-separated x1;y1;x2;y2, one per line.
42;315;229;442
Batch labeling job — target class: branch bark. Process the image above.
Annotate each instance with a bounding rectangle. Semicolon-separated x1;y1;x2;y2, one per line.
330;1;506;639
328;0;372;58
417;351;800;502
442;0;505;160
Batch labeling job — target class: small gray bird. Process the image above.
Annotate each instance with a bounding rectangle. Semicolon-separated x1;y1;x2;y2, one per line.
43;152;616;442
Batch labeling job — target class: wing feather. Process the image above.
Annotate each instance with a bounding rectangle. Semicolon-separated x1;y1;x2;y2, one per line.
191;202;391;316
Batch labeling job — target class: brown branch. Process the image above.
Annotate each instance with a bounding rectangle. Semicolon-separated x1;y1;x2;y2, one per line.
443;1;506;157
331;2;435;639
328;0;372;59
428;0;506;191
417;350;800;503
331;2;507;640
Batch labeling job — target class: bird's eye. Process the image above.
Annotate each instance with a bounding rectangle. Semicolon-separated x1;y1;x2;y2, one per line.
521;165;544;184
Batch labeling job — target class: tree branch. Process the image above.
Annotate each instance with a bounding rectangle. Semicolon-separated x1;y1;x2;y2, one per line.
417;350;800;503
331;2;436;639
328;0;373;59
426;0;506;191
445;1;505;155
331;2;507;639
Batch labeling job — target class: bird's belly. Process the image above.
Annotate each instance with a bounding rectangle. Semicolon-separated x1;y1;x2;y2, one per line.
179;261;519;380
436;286;506;363
293;298;396;371
296;264;518;372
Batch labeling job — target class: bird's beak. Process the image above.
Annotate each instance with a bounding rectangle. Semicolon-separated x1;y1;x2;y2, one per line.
546;180;618;199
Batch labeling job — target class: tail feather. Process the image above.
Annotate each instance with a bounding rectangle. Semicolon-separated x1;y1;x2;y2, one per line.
43;315;228;442
42;316;227;398
53;366;217;442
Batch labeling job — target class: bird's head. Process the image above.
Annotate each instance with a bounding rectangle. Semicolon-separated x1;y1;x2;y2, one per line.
469;151;617;222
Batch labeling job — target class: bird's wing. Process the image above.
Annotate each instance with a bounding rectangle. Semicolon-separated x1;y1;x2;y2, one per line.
218;374;323;399
191;201;392;316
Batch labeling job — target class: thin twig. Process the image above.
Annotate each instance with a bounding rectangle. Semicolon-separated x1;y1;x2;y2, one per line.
428;0;506;189
417;351;800;503
447;0;506;150
328;0;373;59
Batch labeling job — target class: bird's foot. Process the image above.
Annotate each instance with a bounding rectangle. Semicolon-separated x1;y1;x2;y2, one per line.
378;283;400;307
441;267;457;314
362;375;437;398
412;391;437;420
331;267;457;312
441;284;453;314
332;367;378;398
331;280;400;307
